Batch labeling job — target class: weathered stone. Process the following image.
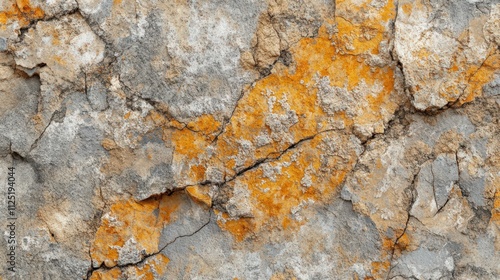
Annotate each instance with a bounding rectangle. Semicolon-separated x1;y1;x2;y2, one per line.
0;0;499;279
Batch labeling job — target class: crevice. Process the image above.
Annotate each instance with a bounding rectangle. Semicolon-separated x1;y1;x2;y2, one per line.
28;107;65;153
84;71;88;95
223;128;341;185
86;211;211;279
430;161;438;211
17;7;80;42
385;167;419;280
140;128;341;205
385;216;411;280
210;88;245;145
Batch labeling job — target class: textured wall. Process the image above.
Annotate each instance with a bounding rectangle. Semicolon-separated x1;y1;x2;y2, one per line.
0;0;499;279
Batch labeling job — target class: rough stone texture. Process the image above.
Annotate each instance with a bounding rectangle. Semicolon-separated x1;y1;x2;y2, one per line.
0;0;499;279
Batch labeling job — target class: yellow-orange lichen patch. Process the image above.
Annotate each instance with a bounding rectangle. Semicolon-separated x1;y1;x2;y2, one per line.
185;185;211;207
186;114;222;139
89;254;170;280
213;20;398;172
0;0;44;27
491;189;500;223
128;254;170;280
217;132;360;240
89;267;122;280
459;49;500;104
213;0;400;241
215;211;254;242
90;193;182;267
401;3;413;15
171;128;210;159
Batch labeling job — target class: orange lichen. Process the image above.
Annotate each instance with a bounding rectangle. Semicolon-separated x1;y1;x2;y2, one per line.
217;133;359;239
0;0;44;27
89;255;170;280
185;185;212;207
171;129;209;159
215;211;254;242
370;261;391;279
460;50;500;104
188;164;207;182
492;189;500;222
186;114;222;139
89;267;122;280
130;254;170;280
92;0;403;271
90;193;182;267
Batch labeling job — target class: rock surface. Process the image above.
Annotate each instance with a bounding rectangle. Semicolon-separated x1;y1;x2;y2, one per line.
0;0;499;279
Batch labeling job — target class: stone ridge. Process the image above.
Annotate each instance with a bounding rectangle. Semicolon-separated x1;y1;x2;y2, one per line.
0;0;499;279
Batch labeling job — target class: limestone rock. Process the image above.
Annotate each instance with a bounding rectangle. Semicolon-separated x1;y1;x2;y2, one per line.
0;0;499;279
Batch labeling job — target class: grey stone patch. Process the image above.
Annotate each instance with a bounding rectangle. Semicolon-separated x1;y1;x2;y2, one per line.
409;110;476;148
0;135;10;157
87;80;109;111
158;196;211;248
483;73;500;97
89;1;266;121
432;154;459;210
410;162;438;220
0;156;88;279
4;92;110;278
19;241;89;280
162;198;380;279
390;247;456;280
109;141;175;201
116;238;144;266
459;166;486;208
140;129;164;145
78;0;114;26
30;0;78;18
0;38;6;51
225;181;254;218
0;76;40;156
